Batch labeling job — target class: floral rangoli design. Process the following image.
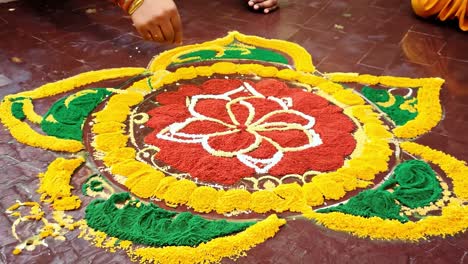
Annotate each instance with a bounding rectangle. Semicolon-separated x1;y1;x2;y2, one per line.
143;78;355;185
1;32;467;263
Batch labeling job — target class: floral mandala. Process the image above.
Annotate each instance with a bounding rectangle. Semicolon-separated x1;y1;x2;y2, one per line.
1;32;467;264
143;78;355;185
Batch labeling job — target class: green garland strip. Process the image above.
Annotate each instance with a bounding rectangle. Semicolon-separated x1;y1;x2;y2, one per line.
318;160;442;222
172;42;289;66
40;89;112;141
85;193;255;247
362;86;418;126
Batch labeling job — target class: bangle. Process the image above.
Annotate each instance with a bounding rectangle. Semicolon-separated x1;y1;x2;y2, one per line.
128;0;145;15
115;0;132;13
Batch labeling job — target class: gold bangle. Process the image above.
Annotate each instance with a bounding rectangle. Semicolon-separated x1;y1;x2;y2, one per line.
128;0;144;15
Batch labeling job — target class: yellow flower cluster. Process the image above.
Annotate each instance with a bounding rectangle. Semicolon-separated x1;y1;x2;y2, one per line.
21;98;43;124
0;67;146;153
6;201;83;255
92;62;393;214
15;68;146;100
132;214;285;264
6;201;44;221
303;203;468;241
325;72;444;139
37;157;85;211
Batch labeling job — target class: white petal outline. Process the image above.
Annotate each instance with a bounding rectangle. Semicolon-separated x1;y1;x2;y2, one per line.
239;101;256;126
201;130;263;158
154;81;324;174
266;96;289;110
226;95;289;126
237;151;284;174
251;109;316;129
187;82;265;120
258;125;322;152
226;97;261;126
242;82;265;97
157;117;236;143
188;94;231;119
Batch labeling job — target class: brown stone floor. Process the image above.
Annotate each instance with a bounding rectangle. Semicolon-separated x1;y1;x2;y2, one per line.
1;0;468;263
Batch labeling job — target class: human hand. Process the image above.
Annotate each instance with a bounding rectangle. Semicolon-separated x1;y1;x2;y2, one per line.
131;0;183;44
247;0;279;13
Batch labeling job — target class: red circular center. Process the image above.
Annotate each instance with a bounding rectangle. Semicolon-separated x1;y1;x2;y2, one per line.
143;78;357;185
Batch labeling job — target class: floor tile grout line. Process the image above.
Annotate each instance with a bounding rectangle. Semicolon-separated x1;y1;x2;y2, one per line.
356;62;385;71
356;41;378;65
407;29;447;40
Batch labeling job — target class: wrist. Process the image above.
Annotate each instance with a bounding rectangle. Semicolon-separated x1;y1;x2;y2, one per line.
128;0;145;15
114;0;132;12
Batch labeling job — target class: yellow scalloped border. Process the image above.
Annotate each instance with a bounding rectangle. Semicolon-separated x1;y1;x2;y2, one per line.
92;62;394;214
325;72;444;139
147;31;315;73
0;67;146;152
302;141;468;241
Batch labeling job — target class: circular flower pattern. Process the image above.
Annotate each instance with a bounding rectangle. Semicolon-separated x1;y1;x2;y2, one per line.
144;78;357;185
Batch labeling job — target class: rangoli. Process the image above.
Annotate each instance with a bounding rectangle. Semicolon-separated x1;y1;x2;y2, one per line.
1;32;467;263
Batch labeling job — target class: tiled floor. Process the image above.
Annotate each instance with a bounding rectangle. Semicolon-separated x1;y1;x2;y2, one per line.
0;0;467;263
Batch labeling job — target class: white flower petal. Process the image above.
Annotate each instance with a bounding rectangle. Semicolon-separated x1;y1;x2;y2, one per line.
237;151;284;174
